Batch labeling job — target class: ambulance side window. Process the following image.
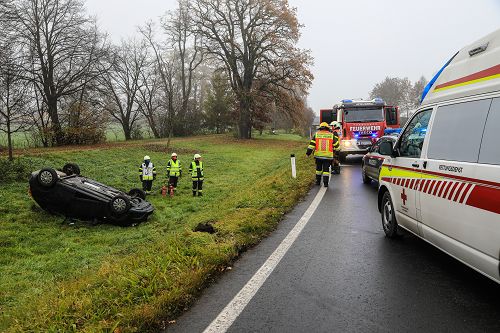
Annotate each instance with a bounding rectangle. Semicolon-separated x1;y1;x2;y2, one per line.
398;109;432;158
427;99;491;163
478;97;500;165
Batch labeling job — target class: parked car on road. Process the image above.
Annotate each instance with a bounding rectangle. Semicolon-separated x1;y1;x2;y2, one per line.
361;135;398;184
29;163;154;226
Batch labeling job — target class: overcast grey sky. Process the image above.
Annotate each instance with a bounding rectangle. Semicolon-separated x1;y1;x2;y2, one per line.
85;0;500;112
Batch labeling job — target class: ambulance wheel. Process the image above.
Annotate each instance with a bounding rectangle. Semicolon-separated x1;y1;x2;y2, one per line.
381;191;399;238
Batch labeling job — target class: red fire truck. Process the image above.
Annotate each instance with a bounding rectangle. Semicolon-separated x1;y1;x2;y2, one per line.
320;98;400;162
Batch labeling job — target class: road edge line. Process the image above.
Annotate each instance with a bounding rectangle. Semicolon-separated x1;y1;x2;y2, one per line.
203;186;328;333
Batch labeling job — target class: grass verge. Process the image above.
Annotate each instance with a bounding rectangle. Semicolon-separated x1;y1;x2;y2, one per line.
0;134;314;332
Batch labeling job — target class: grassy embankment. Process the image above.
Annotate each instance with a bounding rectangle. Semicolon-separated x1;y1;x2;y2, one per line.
0;134;314;332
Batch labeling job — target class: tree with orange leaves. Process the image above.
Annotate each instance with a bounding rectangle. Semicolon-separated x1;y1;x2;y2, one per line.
192;0;313;139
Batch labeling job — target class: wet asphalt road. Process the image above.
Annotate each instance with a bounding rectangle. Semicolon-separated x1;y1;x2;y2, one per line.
168;157;500;333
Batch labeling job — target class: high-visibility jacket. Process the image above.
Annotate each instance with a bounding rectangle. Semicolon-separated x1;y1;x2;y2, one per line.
166;159;181;177
307;130;339;159
189;161;204;180
139;162;156;180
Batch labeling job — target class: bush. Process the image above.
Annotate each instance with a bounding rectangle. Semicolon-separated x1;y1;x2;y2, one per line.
64;126;106;145
0;158;34;183
63;102;107;145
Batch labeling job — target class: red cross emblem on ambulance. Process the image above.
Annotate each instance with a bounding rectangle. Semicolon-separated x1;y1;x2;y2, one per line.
401;188;408;206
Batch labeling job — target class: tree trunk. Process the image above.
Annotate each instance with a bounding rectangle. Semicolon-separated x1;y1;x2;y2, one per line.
7;120;13;161
151;123;160;139
166;128;173;150
122;122;132;140
47;97;64;146
238;98;251;139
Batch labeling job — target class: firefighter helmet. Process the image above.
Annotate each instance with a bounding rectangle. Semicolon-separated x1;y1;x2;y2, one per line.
319;122;330;129
171;153;177;157
194;154;201;159
144;155;151;161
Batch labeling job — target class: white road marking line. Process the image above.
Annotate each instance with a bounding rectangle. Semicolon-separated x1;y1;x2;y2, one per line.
203;186;328;333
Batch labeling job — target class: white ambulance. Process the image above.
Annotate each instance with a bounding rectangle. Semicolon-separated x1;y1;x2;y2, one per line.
377;28;500;284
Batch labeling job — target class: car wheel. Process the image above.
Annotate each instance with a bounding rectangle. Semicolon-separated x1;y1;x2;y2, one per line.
62;163;81;176
339;153;347;163
381;191;399;238
362;165;371;184
110;195;131;216
128;188;146;200
37;168;58;188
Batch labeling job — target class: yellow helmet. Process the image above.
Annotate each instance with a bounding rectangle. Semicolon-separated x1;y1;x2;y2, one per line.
319;122;330;129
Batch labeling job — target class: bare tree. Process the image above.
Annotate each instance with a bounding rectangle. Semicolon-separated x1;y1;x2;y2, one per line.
411;76;428;110
0;26;31;160
370;76;428;118
140;22;179;147
163;0;204;136
9;0;106;145
192;0;313;139
100;40;147;140
136;61;164;138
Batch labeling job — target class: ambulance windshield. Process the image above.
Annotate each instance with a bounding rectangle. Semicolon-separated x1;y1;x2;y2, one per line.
344;108;384;123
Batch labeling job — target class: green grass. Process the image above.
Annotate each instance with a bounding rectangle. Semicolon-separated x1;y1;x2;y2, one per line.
0;134;314;332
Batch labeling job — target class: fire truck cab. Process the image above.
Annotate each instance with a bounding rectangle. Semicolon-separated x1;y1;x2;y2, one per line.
330;98;400;162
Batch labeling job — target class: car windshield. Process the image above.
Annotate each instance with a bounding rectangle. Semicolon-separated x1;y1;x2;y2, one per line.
344;108;384;123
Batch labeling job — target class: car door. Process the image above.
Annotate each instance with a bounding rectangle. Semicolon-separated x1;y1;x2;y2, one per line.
385;109;433;235
373;137;396;180
365;140;382;179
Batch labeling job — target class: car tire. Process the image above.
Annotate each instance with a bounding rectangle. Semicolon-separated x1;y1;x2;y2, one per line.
381;191;399;238
110;195;131;216
362;165;371;184
37;168;58;188
128;188;146;200
62;163;81;176
339;153;347;163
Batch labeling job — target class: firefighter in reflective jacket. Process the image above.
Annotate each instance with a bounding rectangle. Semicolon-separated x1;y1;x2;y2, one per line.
306;122;340;187
189;154;204;197
166;153;182;192
139;155;156;194
330;121;342;174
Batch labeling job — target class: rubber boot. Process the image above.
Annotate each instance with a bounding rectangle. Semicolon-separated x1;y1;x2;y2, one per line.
198;192;203;197
315;175;321;185
323;176;329;188
193;191;197;197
